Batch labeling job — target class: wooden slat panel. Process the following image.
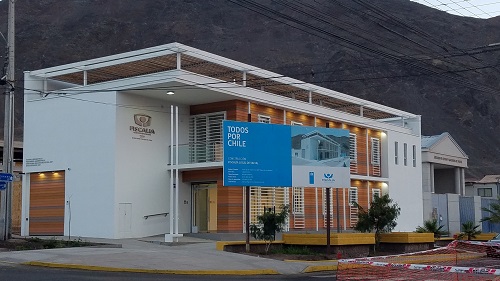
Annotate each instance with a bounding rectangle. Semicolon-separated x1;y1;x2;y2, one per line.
345;125;368;176
285;112;314;126
182;168;222;182
315;118;343;129
29;172;65;236
12;181;22;234
217;182;243;232
250;103;284;124
368;130;383;177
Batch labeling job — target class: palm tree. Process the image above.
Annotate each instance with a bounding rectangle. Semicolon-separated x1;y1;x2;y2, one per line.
457;221;481;240
481;196;500;223
415;219;448;239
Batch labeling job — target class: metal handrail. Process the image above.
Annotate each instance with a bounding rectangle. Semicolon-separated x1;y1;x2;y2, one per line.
144;212;169;220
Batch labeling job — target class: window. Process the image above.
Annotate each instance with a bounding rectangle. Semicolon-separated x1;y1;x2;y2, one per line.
349;133;357;163
189;112;225;163
412;145;416;167
371;138;380;165
372;189;381;201
258;115;271;124
291;121;302;126
349;187;358;206
478;188;493;197
404;143;408;166
250;187;287;224
292;187;304;214
394;141;399;165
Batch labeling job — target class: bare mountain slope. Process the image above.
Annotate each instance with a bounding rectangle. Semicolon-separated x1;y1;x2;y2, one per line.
0;0;498;177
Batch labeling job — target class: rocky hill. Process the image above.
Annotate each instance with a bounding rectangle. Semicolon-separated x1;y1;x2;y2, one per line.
0;0;498;178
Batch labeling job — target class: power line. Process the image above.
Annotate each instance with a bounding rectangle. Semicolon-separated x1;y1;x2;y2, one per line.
351;0;500;74
228;0;499;95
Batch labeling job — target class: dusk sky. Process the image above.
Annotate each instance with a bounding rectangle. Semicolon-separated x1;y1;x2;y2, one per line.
411;0;500;18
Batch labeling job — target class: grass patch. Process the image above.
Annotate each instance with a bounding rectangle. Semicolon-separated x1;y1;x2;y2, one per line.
271;246;316;255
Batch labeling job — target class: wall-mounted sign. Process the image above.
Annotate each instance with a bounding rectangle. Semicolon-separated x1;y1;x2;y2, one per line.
130;113;155;141
223;120;350;187
25;158;53;167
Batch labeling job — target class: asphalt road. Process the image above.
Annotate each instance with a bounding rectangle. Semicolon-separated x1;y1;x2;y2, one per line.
0;263;337;280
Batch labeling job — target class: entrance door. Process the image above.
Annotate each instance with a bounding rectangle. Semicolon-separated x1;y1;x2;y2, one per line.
192;183;217;233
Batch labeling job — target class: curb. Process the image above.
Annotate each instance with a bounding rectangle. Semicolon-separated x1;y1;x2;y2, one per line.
22;261;280;275
303;264;338;273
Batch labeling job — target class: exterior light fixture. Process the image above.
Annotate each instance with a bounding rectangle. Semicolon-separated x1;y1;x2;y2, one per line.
166;91;175;95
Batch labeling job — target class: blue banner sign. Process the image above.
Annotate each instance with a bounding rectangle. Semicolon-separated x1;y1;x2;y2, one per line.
223;121;350;187
0;182;6;190
0;173;13;182
224;121;292;186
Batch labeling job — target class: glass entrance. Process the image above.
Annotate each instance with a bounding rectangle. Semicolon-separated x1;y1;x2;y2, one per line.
192;182;217;233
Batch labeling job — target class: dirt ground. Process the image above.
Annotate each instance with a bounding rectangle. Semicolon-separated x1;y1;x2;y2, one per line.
0;237;97;251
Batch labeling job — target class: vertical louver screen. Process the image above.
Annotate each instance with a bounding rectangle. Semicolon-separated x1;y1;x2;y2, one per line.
189;112;225;163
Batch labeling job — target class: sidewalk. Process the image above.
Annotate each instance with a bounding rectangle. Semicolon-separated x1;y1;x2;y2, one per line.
0;235;338;275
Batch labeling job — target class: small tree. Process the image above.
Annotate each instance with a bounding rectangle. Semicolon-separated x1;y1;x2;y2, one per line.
481;196;500;224
250;205;289;254
415;219;448;239
354;194;401;249
457;221;481;240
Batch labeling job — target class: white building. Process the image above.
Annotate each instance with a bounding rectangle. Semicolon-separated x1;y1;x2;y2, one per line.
22;43;423;239
466;175;500;198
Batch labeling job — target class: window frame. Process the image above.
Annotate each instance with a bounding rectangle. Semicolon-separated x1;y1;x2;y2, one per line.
404;143;408;166
478;188;493;197
349;187;359;206
412;145;416;167
371;138;380;165
394;141;399;165
372;189;381;201
350;133;357;163
258;114;271;124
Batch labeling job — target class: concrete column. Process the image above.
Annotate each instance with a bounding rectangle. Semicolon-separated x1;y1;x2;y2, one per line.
473;196;483;231
455;168;461;195
460;168;466;195
447;193;461;236
430;163;435;193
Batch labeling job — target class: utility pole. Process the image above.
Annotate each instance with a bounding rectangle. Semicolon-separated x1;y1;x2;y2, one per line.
0;0;15;241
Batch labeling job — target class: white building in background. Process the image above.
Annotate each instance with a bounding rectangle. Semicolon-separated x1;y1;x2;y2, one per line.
466;175;500;198
21;43;423;239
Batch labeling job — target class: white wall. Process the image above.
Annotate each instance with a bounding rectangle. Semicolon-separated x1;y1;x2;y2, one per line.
114;93;191;238
23;73;117;238
385;130;423;231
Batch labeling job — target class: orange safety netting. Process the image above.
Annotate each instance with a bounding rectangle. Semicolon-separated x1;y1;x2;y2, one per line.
337;240;500;280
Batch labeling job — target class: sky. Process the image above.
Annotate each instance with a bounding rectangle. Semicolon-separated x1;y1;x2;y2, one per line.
410;0;500;18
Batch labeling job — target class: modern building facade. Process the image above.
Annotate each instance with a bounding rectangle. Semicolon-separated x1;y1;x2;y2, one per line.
22;43;423;239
